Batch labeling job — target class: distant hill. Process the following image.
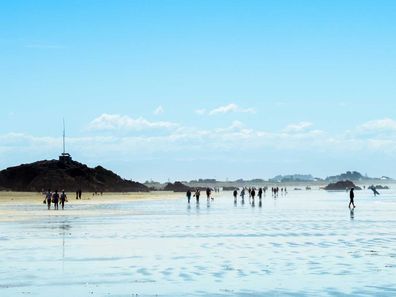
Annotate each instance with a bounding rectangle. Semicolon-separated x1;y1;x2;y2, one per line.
269;174;320;183
325;171;376;182
0;159;148;192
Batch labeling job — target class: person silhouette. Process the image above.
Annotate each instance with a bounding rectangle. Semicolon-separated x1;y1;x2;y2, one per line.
349;188;356;209
60;190;67;210
206;188;212;202
194;189;200;204
251;188;256;204
186;190;192;204
52;190;59;210
45;189;52;210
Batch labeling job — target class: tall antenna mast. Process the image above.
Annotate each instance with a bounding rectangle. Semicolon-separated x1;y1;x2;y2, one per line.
63;118;66;154
59;118;72;162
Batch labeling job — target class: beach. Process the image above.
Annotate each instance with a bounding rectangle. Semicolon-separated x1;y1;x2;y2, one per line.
1;189;396;296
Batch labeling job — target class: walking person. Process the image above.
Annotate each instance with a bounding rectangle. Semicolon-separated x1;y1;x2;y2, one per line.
349;188;356;209
240;188;245;202
52;190;60;210
233;189;238;205
251;188;256;206
186;190;192;204
60;190;67;210
194;189;201;204
251;188;256;199
45;189;52;210
258;188;263;200
206;187;212;202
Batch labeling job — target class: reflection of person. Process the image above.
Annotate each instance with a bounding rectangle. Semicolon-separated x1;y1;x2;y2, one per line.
349;188;356;209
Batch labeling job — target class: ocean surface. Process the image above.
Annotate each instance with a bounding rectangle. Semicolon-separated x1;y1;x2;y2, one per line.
1;189;396;296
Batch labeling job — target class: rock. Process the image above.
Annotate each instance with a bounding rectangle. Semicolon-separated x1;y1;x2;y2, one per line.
0;159;148;192
374;185;390;190
324;180;362;191
223;186;238;191
163;182;192;192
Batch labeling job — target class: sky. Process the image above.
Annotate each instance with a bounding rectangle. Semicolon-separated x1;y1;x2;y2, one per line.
1;0;396;182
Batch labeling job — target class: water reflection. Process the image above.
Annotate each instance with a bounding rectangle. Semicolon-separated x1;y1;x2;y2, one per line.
59;222;71;272
350;208;355;221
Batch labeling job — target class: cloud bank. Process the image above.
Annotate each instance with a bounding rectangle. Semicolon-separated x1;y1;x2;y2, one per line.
88;114;178;131
196;103;256;116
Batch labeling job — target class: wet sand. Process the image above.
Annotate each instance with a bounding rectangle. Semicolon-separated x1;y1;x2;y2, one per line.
0;191;180;222
1;189;396;296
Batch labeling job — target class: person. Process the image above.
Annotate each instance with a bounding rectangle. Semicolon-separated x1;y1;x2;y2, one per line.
76;190;79;200
60;190;67;210
349;188;356;209
52;190;60;210
206;188;212;202
233;189;238;204
78;189;82;200
194;189;200;204
240;188;245;201
258;188;263;200
251;188;256;205
186;190;192;204
45;189;52;210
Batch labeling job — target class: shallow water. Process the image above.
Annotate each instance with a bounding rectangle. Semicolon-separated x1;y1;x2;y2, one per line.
1;190;396;296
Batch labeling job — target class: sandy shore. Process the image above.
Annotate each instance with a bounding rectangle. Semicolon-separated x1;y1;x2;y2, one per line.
0;191;182;222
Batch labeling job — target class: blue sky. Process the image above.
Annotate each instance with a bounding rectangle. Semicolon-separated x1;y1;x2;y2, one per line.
1;0;396;182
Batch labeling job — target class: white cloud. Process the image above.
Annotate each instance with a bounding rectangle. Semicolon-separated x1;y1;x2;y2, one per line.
198;103;256;115
209;103;255;115
283;122;313;133
4;119;396;167
153;105;164;115
88;114;178;131
358;118;396;132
